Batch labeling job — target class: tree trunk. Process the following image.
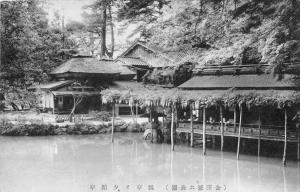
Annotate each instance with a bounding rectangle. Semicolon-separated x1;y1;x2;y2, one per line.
69;95;83;122
100;4;107;58
234;0;237;11
106;3;114;59
194;0;203;35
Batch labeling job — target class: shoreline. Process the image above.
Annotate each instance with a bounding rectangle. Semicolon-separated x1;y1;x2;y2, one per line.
0;121;142;136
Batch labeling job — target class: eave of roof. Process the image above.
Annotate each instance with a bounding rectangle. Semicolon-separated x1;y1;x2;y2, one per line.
28;80;73;90
116;57;149;67
51;91;100;96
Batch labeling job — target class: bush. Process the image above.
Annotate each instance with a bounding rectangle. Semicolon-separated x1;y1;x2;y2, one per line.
89;111;112;121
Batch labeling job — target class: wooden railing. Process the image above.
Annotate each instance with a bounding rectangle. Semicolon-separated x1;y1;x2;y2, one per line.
177;121;298;139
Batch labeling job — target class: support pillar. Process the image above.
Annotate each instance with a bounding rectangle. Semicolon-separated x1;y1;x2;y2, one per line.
171;105;175;151
234;107;237;132
283;109;287;166
297;124;300;161
111;103;115;143
237;105;243;160
130;104;135;125
220;106;224;151
203;107;206;155
52;97;55;114
149;107;152;122
190;104;194;147
258;111;261;157
136;104;139;131
212;136;216;149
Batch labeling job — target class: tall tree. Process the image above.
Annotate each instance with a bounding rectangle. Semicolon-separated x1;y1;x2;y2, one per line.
82;0;115;58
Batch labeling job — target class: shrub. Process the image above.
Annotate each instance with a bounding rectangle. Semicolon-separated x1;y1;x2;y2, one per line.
89;111;112;121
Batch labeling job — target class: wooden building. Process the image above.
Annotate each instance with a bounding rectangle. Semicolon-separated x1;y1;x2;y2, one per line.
115;41;194;86
31;55;135;114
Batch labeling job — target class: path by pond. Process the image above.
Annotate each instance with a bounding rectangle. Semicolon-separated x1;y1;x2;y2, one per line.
0;133;299;192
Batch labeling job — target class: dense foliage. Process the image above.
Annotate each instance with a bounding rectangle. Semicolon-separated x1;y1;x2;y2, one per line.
0;0;76;109
138;0;300;69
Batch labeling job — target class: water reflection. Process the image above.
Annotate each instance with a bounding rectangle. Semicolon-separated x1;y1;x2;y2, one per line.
0;133;299;192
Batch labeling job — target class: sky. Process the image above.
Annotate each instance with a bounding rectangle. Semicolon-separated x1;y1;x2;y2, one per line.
45;0;93;23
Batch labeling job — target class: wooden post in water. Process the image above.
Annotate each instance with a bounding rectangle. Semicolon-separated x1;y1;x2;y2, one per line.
162;108;165;132
52;99;55;114
258;111;261;157
234;107;237;132
297;124;300;161
203;107;206;155
171;105;175;151
190;104;194;147
149;107;152;122
283;109;287;166
136;104;139;131
111;103;115;143
130;104;135;125
237;105;243;160
150;107;153;143
220;105;224;151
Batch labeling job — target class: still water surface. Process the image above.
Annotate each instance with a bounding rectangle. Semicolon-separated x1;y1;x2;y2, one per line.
0;133;299;192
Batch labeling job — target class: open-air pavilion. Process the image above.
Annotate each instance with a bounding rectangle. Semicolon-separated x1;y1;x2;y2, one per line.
101;78;300;166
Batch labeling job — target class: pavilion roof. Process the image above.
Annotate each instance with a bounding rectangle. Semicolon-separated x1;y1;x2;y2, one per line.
101;86;300;109
179;74;300;89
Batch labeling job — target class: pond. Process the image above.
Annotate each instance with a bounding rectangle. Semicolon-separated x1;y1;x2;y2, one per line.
0;133;299;192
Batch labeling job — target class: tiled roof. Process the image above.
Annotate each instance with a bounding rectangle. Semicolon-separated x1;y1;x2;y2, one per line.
50;57;121;75
178;74;300;89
